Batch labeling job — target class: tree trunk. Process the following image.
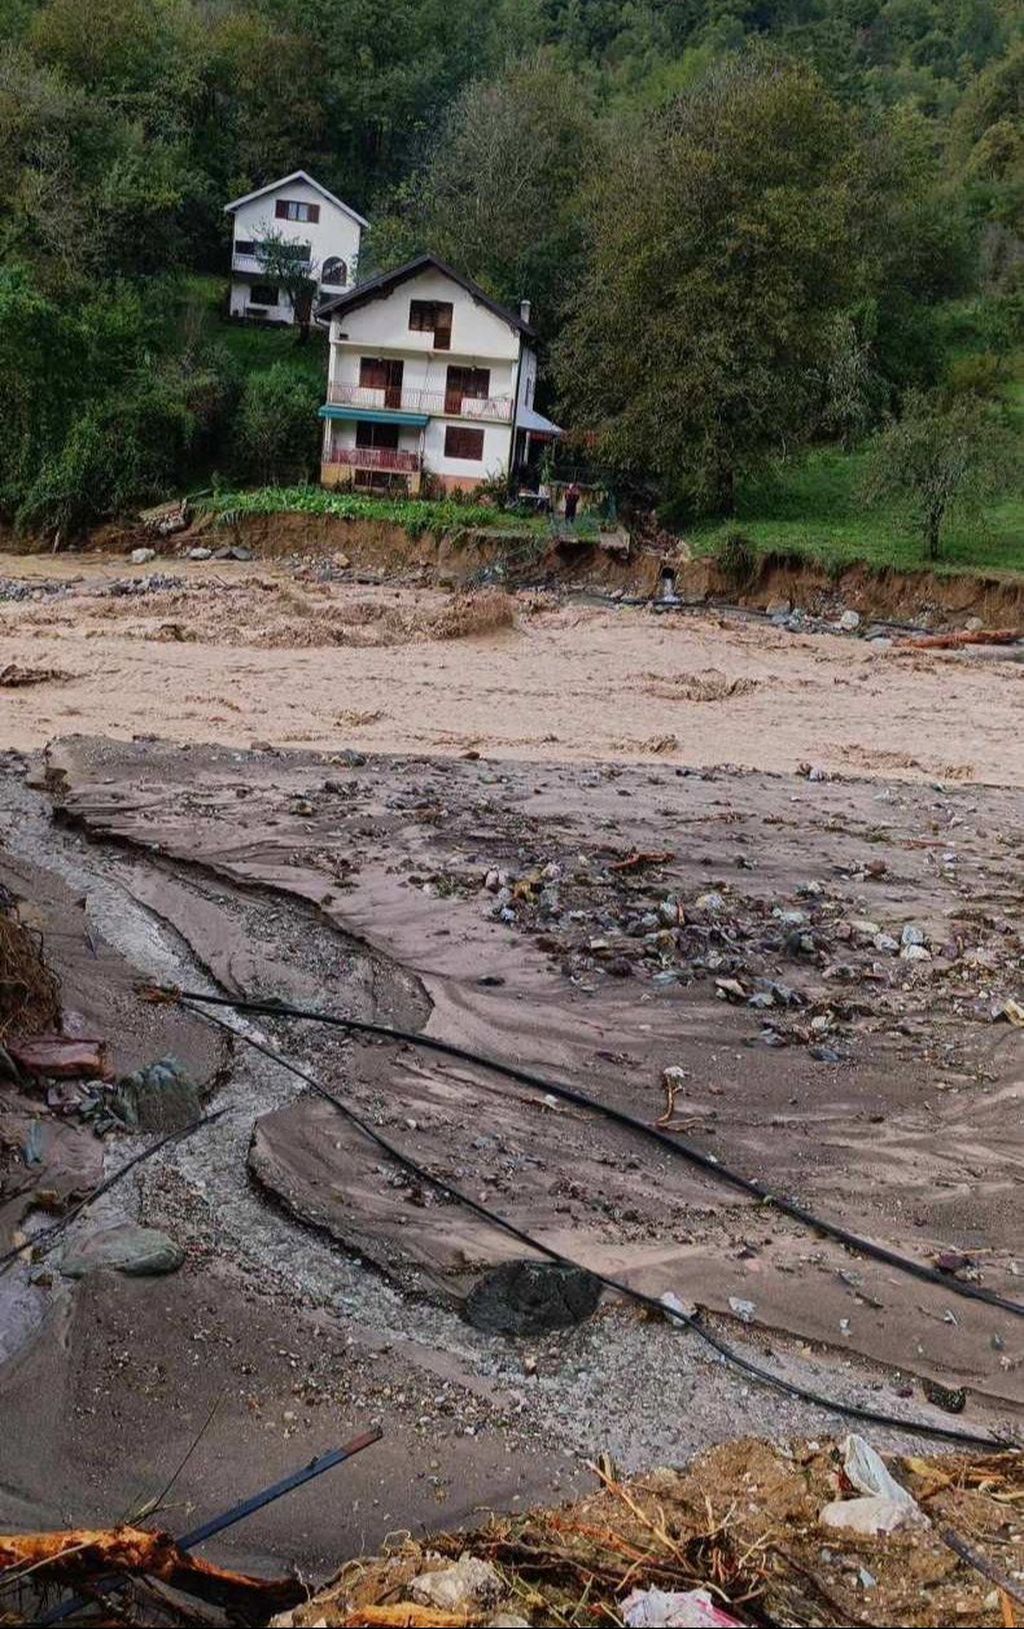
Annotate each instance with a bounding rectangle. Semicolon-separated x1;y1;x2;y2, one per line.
925;506;943;561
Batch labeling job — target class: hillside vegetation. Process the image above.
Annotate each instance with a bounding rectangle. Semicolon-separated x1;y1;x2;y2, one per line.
0;0;1021;564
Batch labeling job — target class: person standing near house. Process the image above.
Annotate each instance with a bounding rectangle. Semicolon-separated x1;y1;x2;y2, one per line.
564;481;581;523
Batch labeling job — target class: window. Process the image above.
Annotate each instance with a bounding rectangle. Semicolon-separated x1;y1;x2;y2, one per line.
234;239;256;256
356;422;400;450
249;283;279;306
275;199;320;223
322;256;347;286
445;366;490;413
409;299;453;349
359;356;404;407
444;426;484;461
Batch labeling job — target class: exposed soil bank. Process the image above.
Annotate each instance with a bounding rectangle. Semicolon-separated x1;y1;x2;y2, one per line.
9;509;1024;626
694;553;1024;630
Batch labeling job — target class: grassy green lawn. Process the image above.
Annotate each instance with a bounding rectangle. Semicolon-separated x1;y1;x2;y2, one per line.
183;273;328;388
693;318;1024;578
202;484;549;535
690;445;1024;577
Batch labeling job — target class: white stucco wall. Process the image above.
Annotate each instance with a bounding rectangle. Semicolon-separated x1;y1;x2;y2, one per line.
321;268;532;484
329;269;520;361
423;419;512;482
328;344;517;405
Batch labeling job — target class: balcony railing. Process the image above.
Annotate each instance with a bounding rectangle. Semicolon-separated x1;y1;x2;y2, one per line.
327;381;513;422
232;250;313;276
325;446;421;473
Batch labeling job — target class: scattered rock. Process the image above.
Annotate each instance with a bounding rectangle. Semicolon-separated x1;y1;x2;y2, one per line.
901;924;926;946
923;1378;967;1414
935;1250;972;1276
900;943;932;963
188;546;213;561
8;1035;107;1079
847;918;880;937
728;1297;756;1323
129;548;157;565
838;609;861;632
409;1554;503;1613
694;891;726;914
60;1224;184;1278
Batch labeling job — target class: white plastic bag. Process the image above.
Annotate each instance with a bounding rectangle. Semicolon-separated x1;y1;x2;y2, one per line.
819;1433;928;1535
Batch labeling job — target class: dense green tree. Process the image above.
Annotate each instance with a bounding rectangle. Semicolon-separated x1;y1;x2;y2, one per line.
0;0;1021;529
555;52;867;510
370;50;597;339
234;364;321;482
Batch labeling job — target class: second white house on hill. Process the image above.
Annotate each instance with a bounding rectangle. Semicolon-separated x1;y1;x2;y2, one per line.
317;255;561;494
224;170;366;325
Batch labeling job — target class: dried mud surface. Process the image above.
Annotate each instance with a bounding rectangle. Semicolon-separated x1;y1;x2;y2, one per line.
1;548;1023;1595
35;737;1024;1415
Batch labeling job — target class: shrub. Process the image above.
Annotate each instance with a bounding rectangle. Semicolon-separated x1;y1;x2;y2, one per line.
715;529;758;587
234;365;321;483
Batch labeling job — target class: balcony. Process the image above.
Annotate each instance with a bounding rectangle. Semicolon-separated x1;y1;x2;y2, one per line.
232;250;312;277
325;446;422;473
327;381;513;422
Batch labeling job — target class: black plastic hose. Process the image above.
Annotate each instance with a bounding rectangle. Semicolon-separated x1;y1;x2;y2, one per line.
188;999;1012;1450
167;988;1024;1322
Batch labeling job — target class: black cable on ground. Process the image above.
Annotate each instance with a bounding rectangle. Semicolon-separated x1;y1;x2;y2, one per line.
162;988;1024;1323
187;999;1011;1451
0;1109;225;1276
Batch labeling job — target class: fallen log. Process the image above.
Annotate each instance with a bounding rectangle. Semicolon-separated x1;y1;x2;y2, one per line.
898;628;1020;650
0;1525;303;1620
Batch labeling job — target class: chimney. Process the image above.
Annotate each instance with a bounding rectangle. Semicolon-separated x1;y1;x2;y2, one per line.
519;298;532;326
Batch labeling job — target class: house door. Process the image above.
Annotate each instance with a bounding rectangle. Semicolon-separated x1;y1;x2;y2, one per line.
444;365;490;415
359;356;404;409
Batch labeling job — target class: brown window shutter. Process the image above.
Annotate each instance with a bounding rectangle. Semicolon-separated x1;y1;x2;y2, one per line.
308;203;320;223
275;200;287;219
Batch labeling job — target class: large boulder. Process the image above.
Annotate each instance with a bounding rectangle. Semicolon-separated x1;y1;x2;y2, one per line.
111;1057;200;1132
464;1259;601;1335
60;1224;184;1278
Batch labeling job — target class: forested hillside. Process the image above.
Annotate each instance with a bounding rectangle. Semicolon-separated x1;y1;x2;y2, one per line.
1;0;1021;549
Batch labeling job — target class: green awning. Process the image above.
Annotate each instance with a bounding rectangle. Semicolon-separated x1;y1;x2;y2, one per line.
319;405;429;427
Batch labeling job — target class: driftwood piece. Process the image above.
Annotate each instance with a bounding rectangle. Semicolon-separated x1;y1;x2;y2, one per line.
0;1525;304;1618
